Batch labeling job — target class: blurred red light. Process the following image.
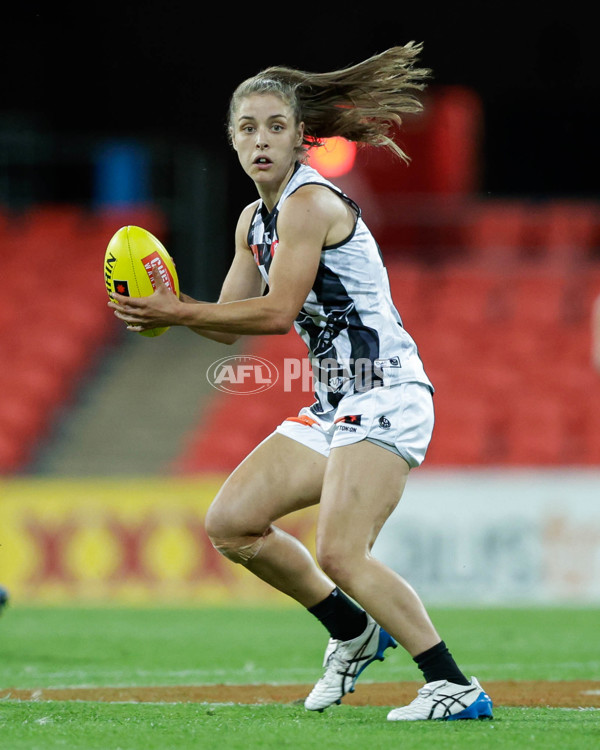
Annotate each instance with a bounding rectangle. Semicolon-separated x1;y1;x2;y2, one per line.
308;137;357;178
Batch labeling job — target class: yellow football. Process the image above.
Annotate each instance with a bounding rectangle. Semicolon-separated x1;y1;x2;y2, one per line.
104;225;180;337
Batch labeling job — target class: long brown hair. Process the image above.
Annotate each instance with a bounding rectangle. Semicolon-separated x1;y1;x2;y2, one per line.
228;43;431;163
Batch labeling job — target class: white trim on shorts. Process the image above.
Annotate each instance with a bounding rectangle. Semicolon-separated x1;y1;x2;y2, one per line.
274;382;434;468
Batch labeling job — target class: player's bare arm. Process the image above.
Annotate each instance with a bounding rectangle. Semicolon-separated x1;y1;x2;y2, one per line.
111;187;344;335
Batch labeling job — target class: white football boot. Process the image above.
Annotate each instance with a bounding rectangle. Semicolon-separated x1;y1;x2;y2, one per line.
387;676;493;721
304;614;397;711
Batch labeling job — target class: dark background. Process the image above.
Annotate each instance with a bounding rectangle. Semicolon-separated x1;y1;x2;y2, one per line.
2;1;597;199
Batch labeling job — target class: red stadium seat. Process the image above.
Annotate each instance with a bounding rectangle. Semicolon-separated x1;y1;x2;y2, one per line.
526;202;599;266
386;262;427;322
461;202;528;268
21;204;84;237
427;268;511;327
426;388;494;465
504;272;568;326
0;392;50;449
500;387;572;465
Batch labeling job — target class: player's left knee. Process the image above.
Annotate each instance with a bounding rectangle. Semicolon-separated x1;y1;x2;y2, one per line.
315;542;356;590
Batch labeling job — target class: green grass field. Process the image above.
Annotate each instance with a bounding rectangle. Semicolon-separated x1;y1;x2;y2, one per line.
1;605;599;749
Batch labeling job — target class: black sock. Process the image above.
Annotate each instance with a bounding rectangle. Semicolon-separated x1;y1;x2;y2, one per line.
308;587;368;642
413;641;470;685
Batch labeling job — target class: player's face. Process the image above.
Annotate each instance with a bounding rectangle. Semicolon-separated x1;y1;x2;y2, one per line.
231;94;304;192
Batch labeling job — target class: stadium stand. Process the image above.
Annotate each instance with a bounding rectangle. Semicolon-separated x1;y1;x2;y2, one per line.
0;204;166;472
1;85;598;475
2;201;598;475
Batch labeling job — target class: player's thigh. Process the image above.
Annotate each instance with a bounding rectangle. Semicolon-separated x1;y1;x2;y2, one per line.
205;432;327;538
317;440;410;558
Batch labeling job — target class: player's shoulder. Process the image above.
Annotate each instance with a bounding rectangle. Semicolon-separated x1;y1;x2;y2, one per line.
236;199;262;230
283;181;348;223
239;199;262;221
235;200;262;246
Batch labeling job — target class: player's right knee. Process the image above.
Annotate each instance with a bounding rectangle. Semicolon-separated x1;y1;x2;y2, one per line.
209;528;271;565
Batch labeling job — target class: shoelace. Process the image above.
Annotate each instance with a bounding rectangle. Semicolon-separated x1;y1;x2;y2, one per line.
318;642;369;690
319;624;378;682
325;646;352;678
323;640;340;667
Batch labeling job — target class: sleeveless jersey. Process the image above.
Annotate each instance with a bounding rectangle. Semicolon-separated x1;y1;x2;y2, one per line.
247;162;433;415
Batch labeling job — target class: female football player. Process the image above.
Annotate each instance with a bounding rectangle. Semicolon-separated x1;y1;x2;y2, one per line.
109;43;493;721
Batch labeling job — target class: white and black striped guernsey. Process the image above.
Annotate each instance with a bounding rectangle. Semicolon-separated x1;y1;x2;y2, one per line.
247;162;433;414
